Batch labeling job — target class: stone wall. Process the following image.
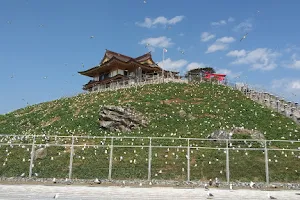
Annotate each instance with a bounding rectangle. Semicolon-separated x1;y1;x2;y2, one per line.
234;84;300;124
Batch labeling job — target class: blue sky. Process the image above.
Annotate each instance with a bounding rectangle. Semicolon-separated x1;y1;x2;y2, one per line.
0;0;300;114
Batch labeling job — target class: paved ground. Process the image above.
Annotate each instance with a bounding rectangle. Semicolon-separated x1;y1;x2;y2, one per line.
0;184;299;199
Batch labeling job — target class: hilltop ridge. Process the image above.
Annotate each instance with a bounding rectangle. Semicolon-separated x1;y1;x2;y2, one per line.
0;82;299;139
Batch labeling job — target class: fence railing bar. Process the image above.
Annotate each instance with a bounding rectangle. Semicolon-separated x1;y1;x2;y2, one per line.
226;139;230;185
147;138;152;181
264;140;270;185
28;135;36;178
0;143;299;151
1;134;300;144
108;137;114;180
187;138;190;182
68;135;75;180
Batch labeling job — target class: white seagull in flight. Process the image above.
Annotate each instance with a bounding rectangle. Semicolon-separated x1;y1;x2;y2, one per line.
240;33;248;42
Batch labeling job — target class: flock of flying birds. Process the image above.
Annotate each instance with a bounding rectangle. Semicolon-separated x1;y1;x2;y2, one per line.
6;0;259;107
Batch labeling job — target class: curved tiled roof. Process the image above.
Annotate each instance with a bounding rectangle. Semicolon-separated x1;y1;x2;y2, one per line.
78;55;163;76
79;49;179;77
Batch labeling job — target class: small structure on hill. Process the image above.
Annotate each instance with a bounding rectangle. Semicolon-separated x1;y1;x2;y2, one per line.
78;49;180;92
185;67;227;84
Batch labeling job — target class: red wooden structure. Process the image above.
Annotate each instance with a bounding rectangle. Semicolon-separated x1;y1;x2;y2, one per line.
204;72;226;81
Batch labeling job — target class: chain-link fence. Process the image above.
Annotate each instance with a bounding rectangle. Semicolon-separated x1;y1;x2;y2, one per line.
0;135;299;184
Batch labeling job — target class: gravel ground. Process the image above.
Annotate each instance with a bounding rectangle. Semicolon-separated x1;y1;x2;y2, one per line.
0;184;300;200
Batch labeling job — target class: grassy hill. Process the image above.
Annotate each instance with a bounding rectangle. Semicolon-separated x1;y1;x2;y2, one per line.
0;82;299;182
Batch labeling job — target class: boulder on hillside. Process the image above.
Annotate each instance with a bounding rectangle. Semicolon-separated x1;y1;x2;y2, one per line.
99;105;149;132
207;127;265;141
34;148;47;160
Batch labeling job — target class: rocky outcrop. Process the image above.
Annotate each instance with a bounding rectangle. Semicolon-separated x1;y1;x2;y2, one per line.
99;105;149;132
34;148;47;160
207;127;265;140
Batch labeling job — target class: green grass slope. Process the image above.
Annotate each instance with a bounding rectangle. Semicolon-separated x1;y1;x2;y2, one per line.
0;82;299;182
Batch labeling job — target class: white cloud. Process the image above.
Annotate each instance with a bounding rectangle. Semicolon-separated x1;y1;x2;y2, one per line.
216;36;235;43
228;17;235;22
211;17;235;26
226;50;247;57
201;32;216;42
233;19;253;32
285;54;300;69
211;20;227;26
157;58;188;71
167;16;185;24
205;36;236;53
186;62;206;71
284;44;300;53
215;68;242;79
136;15;184;28
229;48;280;71
291;81;300;89
271;78;300;99
206;43;228;53
139;36;174;51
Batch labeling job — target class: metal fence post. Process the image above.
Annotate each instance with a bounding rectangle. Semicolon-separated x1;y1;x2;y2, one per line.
187;138;190;182
28;135;36;178
68;135;75;180
226;139;230;184
108;137;114;180
264;140;270;185
148;137;152;181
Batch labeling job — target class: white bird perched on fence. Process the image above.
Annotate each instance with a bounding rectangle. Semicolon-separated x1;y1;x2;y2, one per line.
250;181;255;188
208;179;213;186
215;177;220;187
94;178;101;184
204;183;209;190
230;183;233;191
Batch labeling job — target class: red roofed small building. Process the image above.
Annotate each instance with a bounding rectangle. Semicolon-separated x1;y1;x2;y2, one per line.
78;49;179;91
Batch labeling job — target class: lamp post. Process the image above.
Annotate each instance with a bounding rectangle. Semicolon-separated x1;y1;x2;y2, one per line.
162;48;167;82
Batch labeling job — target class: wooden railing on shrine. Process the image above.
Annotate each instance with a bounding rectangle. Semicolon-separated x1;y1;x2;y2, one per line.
89;74;187;93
